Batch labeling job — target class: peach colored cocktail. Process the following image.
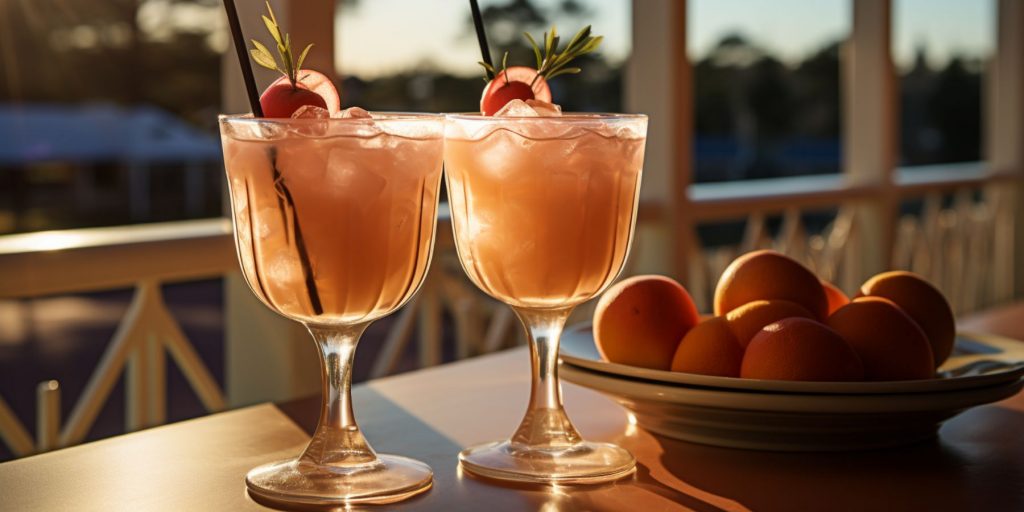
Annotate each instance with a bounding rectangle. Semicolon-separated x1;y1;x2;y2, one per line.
222;117;443;325
444;113;647;484
219;114;443;506
445;116;646;308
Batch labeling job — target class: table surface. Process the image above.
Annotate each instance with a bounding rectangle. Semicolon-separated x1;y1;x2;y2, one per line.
2;303;1023;512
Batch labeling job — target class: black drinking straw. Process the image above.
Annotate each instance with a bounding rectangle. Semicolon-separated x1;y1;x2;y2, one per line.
221;0;323;314
223;0;264;117
470;0;495;79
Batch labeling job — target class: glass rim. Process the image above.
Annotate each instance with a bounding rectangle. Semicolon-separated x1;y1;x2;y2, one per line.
444;112;648;122
218;112;445;124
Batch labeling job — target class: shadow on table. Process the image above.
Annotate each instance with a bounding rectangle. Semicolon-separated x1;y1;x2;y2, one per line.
456;462;722;512
272;385;1024;512
650;405;1024;512
275;391;729;511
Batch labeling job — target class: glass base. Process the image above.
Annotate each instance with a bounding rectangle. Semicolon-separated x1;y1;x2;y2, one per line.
459;440;636;485
246;454;433;506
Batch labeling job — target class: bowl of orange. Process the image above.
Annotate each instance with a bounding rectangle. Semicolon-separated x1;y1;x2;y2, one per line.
560;251;1024;451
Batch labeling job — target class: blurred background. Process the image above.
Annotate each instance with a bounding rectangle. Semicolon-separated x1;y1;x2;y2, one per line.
0;0;1019;461
0;0;991;233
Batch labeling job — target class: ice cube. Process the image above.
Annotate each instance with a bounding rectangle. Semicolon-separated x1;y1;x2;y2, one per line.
334;106;373;119
265;252;303;286
251;121;288;140
326;147;388;208
446;116;495;141
494;99;539;117
291;105;330;119
257;218;272;240
525;100;562;116
476;130;526;180
327;107;381;139
612;121;647;140
290;105;330;137
381;118;442;140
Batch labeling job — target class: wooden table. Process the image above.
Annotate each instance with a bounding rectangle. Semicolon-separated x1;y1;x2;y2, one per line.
2;304;1023;511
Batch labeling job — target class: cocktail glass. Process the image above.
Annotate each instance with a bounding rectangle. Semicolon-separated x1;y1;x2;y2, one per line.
444;113;648;484
219;113;444;505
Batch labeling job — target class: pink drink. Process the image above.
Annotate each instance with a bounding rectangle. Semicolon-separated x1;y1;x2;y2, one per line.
444;115;646;308
220;116;444;324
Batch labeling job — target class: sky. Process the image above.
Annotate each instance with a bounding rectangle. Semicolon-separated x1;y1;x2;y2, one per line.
892;0;994;68
335;0;631;78
335;0;994;79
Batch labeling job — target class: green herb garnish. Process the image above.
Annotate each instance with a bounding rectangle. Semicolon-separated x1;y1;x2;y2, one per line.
527;25;602;85
477;50;511;84
249;1;313;89
477;25;602;85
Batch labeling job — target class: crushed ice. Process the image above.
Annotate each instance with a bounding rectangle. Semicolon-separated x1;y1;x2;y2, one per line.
288;105;384;138
291;105;374;119
291;105;330;119
493;99;563;117
494;99;537;117
525;100;562;116
333;106;373;119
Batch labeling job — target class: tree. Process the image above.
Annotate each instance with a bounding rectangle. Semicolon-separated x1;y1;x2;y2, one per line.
928;57;982;163
0;0;222;128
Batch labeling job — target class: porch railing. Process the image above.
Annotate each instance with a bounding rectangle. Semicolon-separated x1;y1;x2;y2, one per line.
1;162;1017;457
0;220;235;456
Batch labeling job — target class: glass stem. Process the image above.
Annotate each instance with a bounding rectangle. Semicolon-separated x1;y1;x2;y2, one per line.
300;323;378;467
509;306;582;449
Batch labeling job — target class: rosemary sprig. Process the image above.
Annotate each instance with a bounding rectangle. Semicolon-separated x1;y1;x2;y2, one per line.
501;51;510;84
249;1;313;89
478;51;510;83
526;25;602;86
476;24;602;86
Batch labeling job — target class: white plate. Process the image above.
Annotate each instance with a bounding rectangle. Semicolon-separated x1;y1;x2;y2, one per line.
560;325;1024;394
560;362;1024;451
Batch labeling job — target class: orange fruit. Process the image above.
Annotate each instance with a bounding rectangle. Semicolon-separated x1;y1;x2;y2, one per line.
670;317;744;377
594;275;700;370
714;250;829;320
858;271;955;367
821;280;850;315
724;299;814;348
740;318;864;381
827;297;934;381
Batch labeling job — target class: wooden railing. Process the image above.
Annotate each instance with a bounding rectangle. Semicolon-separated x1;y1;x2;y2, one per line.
1;163;1017;457
683;163;1019;315
0;221;234;457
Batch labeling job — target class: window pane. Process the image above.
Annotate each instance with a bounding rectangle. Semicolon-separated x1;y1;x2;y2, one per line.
0;0;227;234
336;0;631;112
894;0;994;166
689;0;849;182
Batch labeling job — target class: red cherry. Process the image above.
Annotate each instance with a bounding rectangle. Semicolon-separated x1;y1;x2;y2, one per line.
268;69;341;115
483;81;535;115
259;82;328;118
480;66;552;116
260;69;341;118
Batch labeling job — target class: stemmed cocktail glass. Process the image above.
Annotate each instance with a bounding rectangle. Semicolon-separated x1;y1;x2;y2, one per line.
444;113;648;483
219;113;444;505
